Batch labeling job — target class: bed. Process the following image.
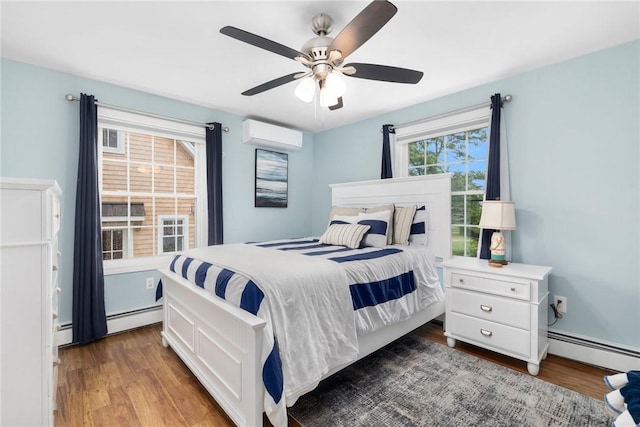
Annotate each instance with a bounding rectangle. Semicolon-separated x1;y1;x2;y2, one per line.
159;174;452;427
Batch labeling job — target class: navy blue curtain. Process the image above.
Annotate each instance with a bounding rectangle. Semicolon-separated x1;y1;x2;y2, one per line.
479;94;503;259
381;124;394;179
206;123;223;245
72;94;108;344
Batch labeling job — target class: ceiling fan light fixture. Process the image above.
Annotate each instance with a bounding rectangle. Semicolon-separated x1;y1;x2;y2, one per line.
319;85;339;107
324;73;346;98
294;77;316;103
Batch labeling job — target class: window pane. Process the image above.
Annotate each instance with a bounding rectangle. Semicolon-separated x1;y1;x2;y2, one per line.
154;137;175;165
452;225;465;256
447;163;466;192
113;230;123;250
113;251;123;260
154;166;175;194
177;236;184;251
163;236;175;253
176;167;195;194
102;231;112;251
426;165;444;175
468;128;488;160
103;160;127;191
408;141;426;167
468;161;486;192
130;162;153;193
466;195;483;226
465;227;480;257
164;225;174;236
426;137;445;165
103;252;112;261
446;132;467;162
129;132;151;163
176;141;195;167
132;226;154;258
452;195;464;224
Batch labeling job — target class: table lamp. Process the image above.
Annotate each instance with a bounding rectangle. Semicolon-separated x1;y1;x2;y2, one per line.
479;200;517;267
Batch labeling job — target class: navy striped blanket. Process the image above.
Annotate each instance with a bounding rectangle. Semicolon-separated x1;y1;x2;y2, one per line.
165;238;443;427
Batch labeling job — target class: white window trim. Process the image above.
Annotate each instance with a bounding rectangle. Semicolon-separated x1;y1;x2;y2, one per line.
98;106;206;275
157;214;190;255
394;106;490;177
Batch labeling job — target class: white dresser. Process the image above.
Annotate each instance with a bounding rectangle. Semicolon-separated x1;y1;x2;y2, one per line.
442;257;552;375
0;177;61;426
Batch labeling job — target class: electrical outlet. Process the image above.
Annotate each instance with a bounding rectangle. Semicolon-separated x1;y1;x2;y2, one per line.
145;277;155;290
554;296;567;314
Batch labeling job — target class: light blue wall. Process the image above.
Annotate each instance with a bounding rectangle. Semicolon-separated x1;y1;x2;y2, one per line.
312;41;640;348
0;58;315;323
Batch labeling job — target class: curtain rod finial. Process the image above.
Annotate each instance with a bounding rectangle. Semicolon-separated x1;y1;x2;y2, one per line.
65;94;77;101
503;94;512;102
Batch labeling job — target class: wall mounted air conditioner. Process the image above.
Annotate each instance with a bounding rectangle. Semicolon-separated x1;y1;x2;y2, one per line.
242;119;303;152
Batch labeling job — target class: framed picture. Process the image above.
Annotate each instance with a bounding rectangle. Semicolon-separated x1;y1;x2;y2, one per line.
255;148;288;208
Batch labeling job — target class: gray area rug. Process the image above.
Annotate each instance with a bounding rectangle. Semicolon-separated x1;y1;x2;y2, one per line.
289;335;610;426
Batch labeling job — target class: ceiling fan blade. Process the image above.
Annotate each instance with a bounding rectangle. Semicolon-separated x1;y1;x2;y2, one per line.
327;1;397;60
329;97;344;111
242;73;299;96
221;26;311;61
344;63;423;84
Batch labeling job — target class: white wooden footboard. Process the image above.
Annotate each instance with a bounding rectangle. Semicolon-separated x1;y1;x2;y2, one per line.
160;268;265;427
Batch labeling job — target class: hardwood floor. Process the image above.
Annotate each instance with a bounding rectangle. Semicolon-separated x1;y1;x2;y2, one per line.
55;322;614;427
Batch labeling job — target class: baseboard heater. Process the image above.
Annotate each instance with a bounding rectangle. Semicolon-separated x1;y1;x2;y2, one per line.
57;305;162;347
548;330;640;359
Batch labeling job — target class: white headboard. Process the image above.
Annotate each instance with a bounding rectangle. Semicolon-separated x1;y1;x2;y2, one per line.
329;174;452;262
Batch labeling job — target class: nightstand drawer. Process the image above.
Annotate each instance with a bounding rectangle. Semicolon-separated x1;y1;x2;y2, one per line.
448;288;530;330
451;272;530;301
447;312;530;358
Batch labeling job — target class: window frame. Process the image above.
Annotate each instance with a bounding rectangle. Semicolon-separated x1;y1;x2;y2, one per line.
157;214;190;255
393;106;490;258
102;128;125;154
97;107;207;275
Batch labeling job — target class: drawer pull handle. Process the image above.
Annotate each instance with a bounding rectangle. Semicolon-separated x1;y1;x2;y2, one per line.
480;329;493;337
480;305;493;312
458;278;464;284
52;265;58;271
510;287;516;292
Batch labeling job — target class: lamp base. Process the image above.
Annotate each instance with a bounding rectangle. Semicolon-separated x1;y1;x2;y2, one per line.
488;259;508;268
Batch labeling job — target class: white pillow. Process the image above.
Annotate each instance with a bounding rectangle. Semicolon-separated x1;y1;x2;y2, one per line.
409;205;427;246
393;204;418;245
357;210;392;248
319;223;371;249
364;204;394;245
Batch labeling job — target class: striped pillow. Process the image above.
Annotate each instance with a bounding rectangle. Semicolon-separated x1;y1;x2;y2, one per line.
357;210;392;248
319;223;371;249
364;204;395;245
329;214;358;225
393;204;418;245
409;205;427;246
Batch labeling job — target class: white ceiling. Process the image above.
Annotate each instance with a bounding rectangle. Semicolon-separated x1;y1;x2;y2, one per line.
2;1;638;132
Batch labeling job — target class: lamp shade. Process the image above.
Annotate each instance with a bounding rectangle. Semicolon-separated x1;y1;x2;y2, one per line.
479;200;517;230
294;77;316;103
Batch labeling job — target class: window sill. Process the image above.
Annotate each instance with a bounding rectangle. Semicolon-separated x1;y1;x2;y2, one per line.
103;255;174;275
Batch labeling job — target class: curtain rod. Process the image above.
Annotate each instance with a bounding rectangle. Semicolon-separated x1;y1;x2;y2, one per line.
65;94;229;132
386;94;512;133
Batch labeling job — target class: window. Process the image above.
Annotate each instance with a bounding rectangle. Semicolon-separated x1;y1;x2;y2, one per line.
394;107;490;257
98;108;206;274
102;129;125;154
158;215;189;254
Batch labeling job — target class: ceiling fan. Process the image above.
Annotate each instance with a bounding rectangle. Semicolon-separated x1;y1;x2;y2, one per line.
220;0;423;110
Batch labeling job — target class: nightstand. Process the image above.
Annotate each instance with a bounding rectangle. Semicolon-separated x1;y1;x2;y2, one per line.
442;257;552;375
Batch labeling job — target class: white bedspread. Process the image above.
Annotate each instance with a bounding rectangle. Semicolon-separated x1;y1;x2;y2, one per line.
183;244;359;406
